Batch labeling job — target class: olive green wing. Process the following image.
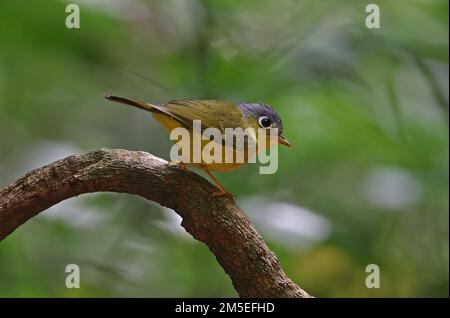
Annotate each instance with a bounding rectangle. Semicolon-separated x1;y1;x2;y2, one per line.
154;99;247;133
151;100;256;148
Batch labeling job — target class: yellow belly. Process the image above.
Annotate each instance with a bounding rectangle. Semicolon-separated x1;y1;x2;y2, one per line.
152;112;251;172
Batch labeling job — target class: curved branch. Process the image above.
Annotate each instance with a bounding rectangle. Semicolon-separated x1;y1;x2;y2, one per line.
0;148;311;298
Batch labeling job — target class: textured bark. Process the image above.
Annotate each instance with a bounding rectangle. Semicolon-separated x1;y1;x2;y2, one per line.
0;148;311;298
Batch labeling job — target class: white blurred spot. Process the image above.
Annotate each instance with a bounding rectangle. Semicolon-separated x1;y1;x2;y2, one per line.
2;141;106;228
363;167;422;210
240;198;331;249
156;207;193;240
0;140;81;188
43;199;107;229
14;141;79;174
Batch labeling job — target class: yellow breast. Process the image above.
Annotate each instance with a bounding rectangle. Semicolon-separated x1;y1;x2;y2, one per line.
152;112;254;172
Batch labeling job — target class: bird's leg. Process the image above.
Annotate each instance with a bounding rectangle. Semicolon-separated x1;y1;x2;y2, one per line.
168;159;188;171
201;166;234;198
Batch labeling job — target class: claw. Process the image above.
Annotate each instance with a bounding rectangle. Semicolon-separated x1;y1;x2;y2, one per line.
201;166;234;198
168;160;188;171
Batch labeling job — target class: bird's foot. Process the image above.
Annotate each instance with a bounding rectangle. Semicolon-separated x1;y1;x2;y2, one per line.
168;160;188;171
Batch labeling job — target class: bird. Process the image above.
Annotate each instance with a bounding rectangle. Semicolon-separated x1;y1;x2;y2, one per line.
105;95;292;196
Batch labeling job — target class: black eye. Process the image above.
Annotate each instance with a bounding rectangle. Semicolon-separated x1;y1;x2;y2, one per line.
259;116;271;128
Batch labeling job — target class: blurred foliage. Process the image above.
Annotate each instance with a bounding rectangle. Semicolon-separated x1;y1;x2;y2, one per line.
0;0;448;297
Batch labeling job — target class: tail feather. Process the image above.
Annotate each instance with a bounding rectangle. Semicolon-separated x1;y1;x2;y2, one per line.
104;94;155;112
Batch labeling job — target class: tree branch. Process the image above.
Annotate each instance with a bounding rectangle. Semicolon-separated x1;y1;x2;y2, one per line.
0;148;311;298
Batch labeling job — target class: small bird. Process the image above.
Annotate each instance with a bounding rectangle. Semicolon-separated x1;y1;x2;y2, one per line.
105;95;292;196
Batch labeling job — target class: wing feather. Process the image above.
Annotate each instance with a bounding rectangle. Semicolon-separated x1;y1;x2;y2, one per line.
161;100;247;133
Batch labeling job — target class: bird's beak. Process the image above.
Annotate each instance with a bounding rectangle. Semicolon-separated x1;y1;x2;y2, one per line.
278;136;293;148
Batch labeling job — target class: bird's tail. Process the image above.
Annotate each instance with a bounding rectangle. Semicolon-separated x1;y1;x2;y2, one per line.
104;94;156;112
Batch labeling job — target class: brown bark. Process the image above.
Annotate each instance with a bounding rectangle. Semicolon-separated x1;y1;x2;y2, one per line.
0;148;311;298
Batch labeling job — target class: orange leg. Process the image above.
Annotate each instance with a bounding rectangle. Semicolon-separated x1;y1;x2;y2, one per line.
202;167;233;197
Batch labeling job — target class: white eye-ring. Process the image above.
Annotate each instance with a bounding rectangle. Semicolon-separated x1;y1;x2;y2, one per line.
259;116;271;128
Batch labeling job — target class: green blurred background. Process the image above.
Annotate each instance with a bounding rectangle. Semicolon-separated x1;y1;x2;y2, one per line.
0;0;448;297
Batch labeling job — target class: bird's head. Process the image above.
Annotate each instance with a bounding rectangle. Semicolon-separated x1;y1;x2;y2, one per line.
238;102;292;148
